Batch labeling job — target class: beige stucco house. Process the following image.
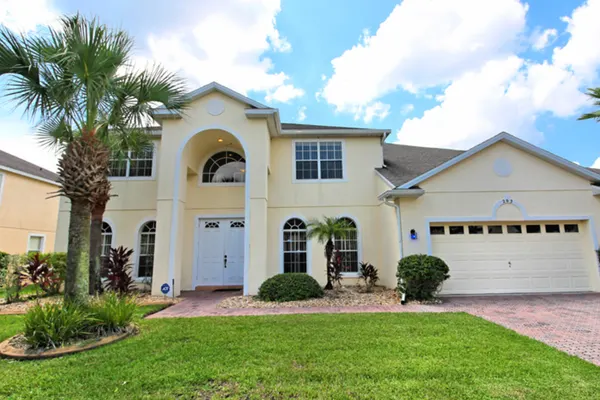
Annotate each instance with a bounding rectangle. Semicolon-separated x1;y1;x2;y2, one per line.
0;150;60;254
54;82;600;297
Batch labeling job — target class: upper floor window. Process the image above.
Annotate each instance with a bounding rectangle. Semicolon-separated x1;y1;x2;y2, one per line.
202;151;246;183
294;141;344;181
108;147;154;178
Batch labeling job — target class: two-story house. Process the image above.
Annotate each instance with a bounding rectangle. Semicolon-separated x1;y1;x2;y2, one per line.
0;150;60;254
55;82;600;297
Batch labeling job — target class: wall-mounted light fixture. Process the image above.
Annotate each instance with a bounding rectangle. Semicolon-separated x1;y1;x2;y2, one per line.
410;229;418;240
217;138;224;143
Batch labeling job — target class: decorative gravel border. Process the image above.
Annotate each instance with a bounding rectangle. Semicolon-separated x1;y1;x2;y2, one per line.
0;332;131;360
218;287;400;309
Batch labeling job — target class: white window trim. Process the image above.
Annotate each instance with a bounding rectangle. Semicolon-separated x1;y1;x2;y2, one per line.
100;219;116;257
197;149;246;187
336;214;362;277
26;233;46;253
108;142;157;181
133;217;156;281
0;172;5;207
279;215;312;275
292;139;347;183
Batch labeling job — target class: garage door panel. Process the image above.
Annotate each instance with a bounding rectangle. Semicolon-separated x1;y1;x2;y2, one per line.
432;221;592;295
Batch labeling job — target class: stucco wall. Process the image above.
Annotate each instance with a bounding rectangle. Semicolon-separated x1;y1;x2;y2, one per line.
397;142;600;290
0;171;59;254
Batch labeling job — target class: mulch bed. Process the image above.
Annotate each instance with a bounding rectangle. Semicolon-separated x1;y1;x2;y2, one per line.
0;330;134;360
0;293;179;315
217;286;400;309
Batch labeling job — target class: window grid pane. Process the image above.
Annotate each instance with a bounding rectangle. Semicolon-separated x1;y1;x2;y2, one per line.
337;218;358;273
129;148;154;177
202;151;246;183
295;141;343;180
138;221;156;278
283;218;308;273
100;222;112;257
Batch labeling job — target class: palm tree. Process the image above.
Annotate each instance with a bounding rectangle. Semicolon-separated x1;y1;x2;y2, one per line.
307;217;351;290
0;15;188;302
579;88;600;121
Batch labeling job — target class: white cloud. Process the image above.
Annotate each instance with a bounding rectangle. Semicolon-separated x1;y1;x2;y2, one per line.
265;84;305;103
553;0;600;81
591;157;600;168
363;102;390;123
143;0;303;99
320;0;528;113
532;28;557;50
400;104;415;115
0;119;59;172
296;106;307;122
0;0;58;32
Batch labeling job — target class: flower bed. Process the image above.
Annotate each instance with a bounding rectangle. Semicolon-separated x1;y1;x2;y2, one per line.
218;286;399;309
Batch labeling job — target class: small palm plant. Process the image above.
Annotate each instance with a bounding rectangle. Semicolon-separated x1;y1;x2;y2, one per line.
307;217;352;290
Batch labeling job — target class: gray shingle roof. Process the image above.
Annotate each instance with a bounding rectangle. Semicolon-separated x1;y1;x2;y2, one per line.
0;149;59;183
281;123;367;130
377;143;464;187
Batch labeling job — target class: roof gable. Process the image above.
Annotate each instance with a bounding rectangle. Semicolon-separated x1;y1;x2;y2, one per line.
152;81;271;118
0;150;59;185
396;132;600;189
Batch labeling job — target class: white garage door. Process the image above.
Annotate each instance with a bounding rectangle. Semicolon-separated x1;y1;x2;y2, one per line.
430;221;592;295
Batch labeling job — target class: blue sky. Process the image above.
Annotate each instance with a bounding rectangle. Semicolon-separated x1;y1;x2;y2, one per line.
1;0;600;172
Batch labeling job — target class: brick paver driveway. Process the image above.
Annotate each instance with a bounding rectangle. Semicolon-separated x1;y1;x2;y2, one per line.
149;292;600;366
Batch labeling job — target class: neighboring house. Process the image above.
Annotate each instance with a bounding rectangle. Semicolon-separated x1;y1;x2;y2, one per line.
0;150;60;254
54;82;600;296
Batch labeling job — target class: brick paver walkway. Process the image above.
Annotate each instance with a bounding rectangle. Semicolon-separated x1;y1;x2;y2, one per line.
148;291;600;366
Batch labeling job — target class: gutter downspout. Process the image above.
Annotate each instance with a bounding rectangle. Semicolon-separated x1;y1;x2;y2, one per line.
383;198;407;305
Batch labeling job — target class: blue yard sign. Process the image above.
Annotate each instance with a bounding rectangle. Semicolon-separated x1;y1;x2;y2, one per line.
160;283;170;295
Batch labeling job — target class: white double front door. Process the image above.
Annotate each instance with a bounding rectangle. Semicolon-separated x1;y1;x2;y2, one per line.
195;218;245;287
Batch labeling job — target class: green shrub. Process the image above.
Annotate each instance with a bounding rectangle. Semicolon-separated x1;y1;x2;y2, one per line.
396;254;450;301
0;251;9;271
88;292;137;334
4;255;24;303
257;273;324;302
23;303;94;349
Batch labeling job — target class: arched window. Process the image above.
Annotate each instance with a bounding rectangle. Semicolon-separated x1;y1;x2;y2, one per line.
283;218;307;273
202;151;246;183
101;222;113;257
337;217;359;273
137;221;156;278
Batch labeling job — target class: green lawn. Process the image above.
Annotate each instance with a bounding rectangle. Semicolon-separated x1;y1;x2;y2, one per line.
0;309;598;399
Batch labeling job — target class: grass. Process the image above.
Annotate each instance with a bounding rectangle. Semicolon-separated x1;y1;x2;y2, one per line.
0;310;598;399
0;284;45;301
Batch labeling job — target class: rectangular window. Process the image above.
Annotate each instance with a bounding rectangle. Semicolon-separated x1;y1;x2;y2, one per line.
449;226;464;235
468;225;483;235
430;226;445;235
526;224;541;234
488;225;503;234
295;141;343;181
109;147;154;178
27;235;44;253
545;224;560;233
507;225;522;234
564;224;579;233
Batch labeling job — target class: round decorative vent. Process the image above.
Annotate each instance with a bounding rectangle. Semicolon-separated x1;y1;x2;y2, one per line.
493;158;512;177
206;99;225;116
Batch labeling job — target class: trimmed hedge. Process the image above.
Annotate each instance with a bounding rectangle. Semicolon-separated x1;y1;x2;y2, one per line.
396;254;450;301
257;273;324;302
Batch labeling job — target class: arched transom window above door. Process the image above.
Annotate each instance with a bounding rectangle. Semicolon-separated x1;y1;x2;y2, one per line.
202;151;246;184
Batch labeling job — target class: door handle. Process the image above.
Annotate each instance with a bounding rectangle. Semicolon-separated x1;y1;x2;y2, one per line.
508;261;512;268
224;255;228;268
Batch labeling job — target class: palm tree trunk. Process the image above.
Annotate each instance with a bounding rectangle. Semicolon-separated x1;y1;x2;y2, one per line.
64;199;91;303
324;239;334;290
89;199;106;295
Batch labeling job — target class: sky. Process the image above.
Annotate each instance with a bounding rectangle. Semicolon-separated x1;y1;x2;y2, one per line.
1;0;600;172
